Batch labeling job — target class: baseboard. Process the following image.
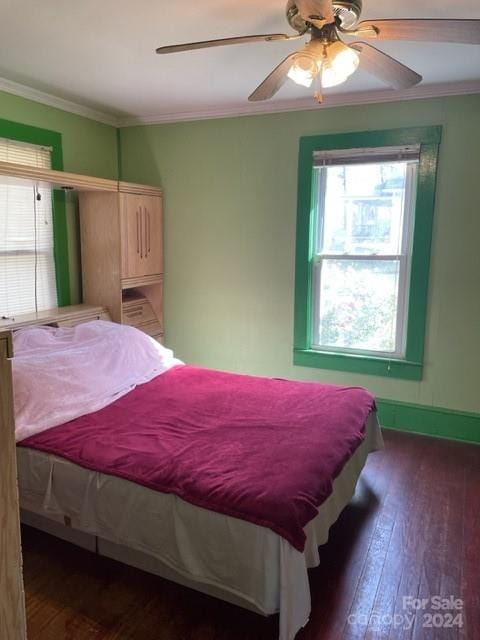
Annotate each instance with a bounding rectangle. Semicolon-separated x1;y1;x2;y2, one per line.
376;398;480;445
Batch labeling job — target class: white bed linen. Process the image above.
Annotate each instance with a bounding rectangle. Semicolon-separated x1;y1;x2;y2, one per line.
12;321;182;441
17;412;383;640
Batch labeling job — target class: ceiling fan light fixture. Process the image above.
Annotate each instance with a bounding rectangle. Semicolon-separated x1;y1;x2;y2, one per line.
321;40;359;87
287;51;320;87
156;3;480;104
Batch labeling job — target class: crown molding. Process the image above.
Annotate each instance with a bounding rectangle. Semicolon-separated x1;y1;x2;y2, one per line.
1;75;479;129
117;79;480;127
0;76;119;127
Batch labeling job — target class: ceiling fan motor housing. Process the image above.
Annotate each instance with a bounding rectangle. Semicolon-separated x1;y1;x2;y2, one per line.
333;0;363;29
287;0;362;32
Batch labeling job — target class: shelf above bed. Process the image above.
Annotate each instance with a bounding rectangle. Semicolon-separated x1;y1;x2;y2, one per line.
0;304;110;333
0;161;162;196
0;161;118;192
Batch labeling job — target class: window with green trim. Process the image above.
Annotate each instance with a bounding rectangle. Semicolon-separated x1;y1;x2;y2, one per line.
0;118;70;313
294;126;441;381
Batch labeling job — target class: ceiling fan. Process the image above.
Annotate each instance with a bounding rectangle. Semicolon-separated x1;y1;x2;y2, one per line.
155;0;480;103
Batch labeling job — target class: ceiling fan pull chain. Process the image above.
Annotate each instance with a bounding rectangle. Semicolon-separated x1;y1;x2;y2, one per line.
313;71;323;103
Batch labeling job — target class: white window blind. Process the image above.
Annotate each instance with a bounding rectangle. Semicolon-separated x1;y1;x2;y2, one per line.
0;137;58;317
313;144;421;166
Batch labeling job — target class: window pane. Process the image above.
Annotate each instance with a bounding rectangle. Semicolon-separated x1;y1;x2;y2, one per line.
314;259;401;353
318;162;414;256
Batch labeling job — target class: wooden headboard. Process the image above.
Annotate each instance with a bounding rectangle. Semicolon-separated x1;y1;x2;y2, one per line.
0;303;110;334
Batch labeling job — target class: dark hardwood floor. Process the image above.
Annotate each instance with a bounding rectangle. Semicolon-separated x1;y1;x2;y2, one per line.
22;430;480;640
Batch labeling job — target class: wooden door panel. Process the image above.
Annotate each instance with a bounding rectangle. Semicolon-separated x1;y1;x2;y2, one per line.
121;194;162;279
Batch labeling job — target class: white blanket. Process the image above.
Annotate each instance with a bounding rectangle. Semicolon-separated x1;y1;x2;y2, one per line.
12;320;182;442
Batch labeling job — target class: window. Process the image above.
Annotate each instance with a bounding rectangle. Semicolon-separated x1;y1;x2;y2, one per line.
294;127;441;380
312;146;418;358
0;137;58;316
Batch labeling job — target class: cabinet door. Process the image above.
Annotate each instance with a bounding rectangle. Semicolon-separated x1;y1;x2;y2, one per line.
120;194;163;279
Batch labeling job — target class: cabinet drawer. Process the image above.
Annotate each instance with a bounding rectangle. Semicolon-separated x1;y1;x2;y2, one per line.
122;299;156;327
137;320;163;338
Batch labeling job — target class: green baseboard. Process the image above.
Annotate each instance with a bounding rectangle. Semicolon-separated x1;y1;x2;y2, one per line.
376;398;480;445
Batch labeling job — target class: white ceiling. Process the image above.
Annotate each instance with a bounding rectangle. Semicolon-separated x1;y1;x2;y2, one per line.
0;0;479;125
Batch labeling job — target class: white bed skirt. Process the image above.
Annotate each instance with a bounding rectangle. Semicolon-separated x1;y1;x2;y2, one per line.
18;412;383;640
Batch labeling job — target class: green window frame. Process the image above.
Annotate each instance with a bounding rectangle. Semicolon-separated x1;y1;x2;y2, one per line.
294;126;442;381
0;117;71;307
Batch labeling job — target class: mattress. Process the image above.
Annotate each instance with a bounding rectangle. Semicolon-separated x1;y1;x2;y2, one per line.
17;411;383;640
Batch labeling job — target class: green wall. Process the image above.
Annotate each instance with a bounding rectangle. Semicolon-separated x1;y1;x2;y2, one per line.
0;90;118;303
119;94;480;417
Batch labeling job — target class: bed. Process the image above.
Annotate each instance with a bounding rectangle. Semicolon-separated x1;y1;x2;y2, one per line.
12;320;383;640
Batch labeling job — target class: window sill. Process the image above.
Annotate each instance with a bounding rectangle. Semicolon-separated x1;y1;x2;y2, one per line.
293;348;423;380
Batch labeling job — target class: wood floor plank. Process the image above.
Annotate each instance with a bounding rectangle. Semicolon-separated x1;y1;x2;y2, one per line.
21;430;480;640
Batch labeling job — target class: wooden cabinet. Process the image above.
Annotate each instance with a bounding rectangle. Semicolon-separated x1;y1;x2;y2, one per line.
79;182;164;339
120;194;162;279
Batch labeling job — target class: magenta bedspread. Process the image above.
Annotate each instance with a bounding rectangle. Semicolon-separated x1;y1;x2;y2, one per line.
19;365;375;551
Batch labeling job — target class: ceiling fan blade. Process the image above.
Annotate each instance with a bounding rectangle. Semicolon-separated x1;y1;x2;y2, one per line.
351;42;422;90
248;53;297;102
156;33;301;54
353;19;480;44
295;0;334;27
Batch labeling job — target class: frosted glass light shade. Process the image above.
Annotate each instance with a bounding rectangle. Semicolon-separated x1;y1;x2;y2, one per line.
287;53;320;88
287;39;359;91
321;41;359;88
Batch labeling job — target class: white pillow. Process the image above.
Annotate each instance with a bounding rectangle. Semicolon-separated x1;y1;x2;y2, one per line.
12;320;182;441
